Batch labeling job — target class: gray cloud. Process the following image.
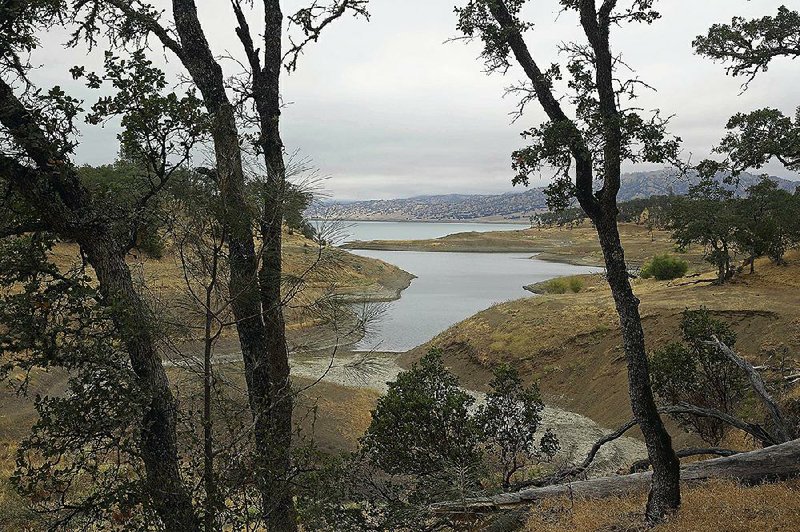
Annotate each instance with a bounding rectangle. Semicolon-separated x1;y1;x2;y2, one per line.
28;1;800;200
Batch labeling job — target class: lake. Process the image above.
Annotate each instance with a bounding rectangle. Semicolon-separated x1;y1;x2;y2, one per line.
348;248;600;352
314;220;526;244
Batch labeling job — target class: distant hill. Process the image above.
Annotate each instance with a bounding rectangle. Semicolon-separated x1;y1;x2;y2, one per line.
308;169;799;222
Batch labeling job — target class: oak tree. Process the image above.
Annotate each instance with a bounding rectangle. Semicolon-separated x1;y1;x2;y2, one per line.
456;0;681;521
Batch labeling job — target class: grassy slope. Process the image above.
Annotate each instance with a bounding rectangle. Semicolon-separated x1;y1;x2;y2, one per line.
0;233;406;527
343;222;708;269
401;251;800;447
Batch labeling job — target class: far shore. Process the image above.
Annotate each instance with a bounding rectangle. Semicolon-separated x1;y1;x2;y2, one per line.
310;217;531;225
340;222;708;270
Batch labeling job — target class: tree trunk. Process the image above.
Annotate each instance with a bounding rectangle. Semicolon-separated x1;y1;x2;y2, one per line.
170;2;297;527
82;237;201;531
481;0;681;522
594;215;681;522
0;77;199;530
251;2;298;528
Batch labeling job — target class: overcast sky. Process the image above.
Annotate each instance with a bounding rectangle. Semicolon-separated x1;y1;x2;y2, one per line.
30;0;800;200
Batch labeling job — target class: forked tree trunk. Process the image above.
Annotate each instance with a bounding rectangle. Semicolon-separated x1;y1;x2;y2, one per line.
252;2;297;527
170;2;298;528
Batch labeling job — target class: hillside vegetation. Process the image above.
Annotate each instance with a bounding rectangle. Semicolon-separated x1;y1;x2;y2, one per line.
0;234;409;528
401;251;800;448
47;230;413;338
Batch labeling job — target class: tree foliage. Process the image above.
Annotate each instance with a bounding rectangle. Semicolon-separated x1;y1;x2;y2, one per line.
650;308;747;446
668;179;737;283
668;176;800;281
0;235;157;528
718;107;800;174
694;6;800;87
694;6;800;179
476;365;558;489
318;349;560;529
361;349;481;480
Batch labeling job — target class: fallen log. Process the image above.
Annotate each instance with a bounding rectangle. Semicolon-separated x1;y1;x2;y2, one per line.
430;438;800;514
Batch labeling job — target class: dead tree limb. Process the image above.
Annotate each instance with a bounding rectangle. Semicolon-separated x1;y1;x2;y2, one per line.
629;447;739;473
430;438;800;514
515;401;775;490
710;335;792;442
512;418;639;491
513;400;779;492
660;403;778;446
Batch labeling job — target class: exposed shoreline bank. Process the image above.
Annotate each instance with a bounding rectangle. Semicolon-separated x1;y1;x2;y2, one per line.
340;223;708;270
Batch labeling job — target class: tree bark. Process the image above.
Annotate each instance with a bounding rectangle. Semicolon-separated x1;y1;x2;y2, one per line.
169;2;297;528
0;79;199;530
594;215;682;521
250;2;297;527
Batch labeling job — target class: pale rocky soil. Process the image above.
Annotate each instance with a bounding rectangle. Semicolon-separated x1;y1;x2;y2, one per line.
289;351;647;477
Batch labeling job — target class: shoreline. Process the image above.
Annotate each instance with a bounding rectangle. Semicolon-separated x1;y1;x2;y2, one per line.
342;242;608;268
311;218;531;225
338;222;708;270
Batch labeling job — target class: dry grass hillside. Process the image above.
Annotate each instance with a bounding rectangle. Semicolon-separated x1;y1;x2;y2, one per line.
522;478;800;531
0;233;409;529
49;230;413;316
402;251;800;447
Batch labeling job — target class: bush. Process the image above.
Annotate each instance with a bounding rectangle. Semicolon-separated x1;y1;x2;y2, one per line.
361;350;559;491
640;254;689;280
568;277;584;293
649;308;747;444
544;278;567;294
476;365;559;488
542;276;583;294
360;348;481;478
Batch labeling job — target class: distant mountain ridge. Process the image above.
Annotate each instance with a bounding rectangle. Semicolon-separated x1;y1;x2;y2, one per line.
308;170;799;222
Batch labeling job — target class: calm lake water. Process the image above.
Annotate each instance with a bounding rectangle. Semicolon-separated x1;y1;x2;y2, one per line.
348;248;600;352
315;220;526;244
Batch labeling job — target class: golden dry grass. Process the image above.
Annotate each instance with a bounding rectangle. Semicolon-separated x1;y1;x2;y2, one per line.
524;479;800;531
0;441;39;530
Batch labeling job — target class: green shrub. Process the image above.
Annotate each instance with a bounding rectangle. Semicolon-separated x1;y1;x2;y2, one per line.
649;308;747;445
542;277;583;294
568;277;584;293
640;254;689;280
544;278;568;294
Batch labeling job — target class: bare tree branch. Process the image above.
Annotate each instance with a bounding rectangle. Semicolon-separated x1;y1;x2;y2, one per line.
709;335;792;443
